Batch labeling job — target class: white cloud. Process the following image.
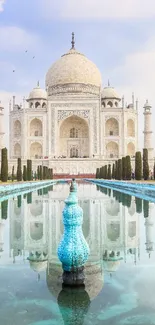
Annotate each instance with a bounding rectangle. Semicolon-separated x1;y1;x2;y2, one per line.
108;38;155;150
40;0;155;19
0;26;40;52
0;0;5;12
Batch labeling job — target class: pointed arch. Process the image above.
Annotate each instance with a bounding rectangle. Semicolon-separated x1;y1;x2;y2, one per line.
30;118;42;136
14;143;21;157
14;120;21;137
127;119;135;137
30;142;42;159
105;118;119;136
127;142;135;156
59;115;89;158
106;141;119;158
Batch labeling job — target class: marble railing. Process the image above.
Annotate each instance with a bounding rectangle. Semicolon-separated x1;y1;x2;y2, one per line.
85;179;155;202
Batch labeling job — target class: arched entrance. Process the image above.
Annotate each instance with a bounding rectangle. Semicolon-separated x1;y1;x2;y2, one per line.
127;142;135;156
105;118;119;136
59;115;89;158
106;141;119;158
30;142;42;158
30;118;42;136
127;119;135;137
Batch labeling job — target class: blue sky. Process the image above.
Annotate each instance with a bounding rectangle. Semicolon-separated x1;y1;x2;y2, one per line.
1;0;155;148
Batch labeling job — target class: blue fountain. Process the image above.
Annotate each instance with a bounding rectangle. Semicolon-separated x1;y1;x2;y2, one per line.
57;179;90;286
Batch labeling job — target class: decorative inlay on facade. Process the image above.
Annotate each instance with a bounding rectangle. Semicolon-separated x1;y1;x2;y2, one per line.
48;84;100;96
104;115;119;122
93;107;97;153
57;109;90;122
29;140;43;145
28;116;43;122
105;139;119;144
51;108;55;152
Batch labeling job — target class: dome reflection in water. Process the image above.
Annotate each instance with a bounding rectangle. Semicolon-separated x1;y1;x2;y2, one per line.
3;181;155;325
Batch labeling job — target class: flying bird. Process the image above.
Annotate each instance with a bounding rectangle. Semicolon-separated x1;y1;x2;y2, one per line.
25;50;28;53
13;70;15;72
33;56;35;59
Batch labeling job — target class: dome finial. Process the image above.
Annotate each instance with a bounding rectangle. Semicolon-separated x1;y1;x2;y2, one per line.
37;80;40;87
108;79;110;87
71;32;75;50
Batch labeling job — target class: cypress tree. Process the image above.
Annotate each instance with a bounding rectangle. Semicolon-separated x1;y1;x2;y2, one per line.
118;159;122;180
135;197;142;214
112;163;115;179
12;166;15;182
143;200;149;218
27;160;32;181
107;164;112;179
27;192;32;204
105;165;107;179
30;160;32;180
126;155;132;180
43;166;46;179
40;165;43;180
1;148;8;182
51;168;53;179
17;195;22;208
100;166;104;179
154;163;155;180
115;161;118;179
122;157;126;180
96;168;100;179
23;165;27;181
1;200;8;219
17;158;22;181
143;148;149;180
135;151;142;180
37;166;40;180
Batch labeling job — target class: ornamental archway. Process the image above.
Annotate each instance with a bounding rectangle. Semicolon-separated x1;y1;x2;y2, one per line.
105;118;119;136
127;142;135;156
30;142;42;159
59;115;89;158
106;141;119;158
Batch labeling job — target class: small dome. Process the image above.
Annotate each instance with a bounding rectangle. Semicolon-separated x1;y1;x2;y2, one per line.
46;48;102;89
144;99;151;108
29;260;47;273
103;257;123;273
47;261;104;301
28;83;47;100
28;251;48;273
102;86;121;100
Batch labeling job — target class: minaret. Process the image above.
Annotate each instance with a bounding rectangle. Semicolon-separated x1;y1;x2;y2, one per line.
143;100;154;160
0;102;5;152
144;202;154;257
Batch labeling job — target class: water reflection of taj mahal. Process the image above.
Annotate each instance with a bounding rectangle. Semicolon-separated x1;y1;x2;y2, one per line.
3;183;154;298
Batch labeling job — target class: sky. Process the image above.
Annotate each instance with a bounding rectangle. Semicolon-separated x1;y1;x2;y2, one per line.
1;0;155;148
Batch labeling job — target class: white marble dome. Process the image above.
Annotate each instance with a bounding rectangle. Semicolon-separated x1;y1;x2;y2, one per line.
102;86;121;100
46;48;102;89
29;84;47;100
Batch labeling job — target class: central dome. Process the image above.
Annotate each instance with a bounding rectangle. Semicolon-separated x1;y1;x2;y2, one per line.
46;38;102;89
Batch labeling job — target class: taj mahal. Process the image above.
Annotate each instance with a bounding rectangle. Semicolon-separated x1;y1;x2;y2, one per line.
2;33;153;174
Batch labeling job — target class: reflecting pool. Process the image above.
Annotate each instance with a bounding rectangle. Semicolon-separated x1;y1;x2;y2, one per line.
0;182;155;325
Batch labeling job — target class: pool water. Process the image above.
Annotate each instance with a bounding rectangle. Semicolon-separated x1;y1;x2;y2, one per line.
0;182;155;325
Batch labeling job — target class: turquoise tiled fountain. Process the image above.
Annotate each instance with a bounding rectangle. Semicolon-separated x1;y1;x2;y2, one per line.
57;179;90;286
